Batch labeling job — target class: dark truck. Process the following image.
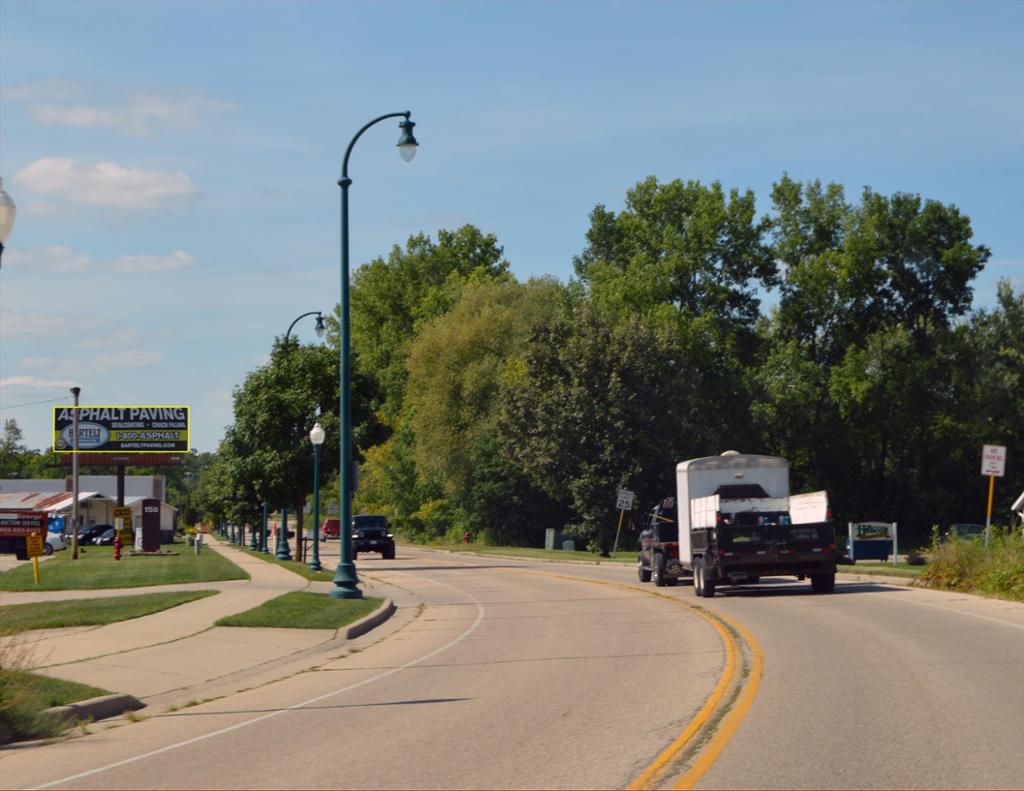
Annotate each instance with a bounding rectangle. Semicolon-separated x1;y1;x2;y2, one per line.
351;515;396;559
638;452;838;596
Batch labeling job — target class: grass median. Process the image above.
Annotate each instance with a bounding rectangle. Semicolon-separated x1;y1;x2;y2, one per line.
215;591;383;630
0;546;248;592
0;671;112;742
0;590;219;634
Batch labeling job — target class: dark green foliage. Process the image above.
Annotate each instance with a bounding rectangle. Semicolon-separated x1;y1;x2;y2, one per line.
200;177;1019;563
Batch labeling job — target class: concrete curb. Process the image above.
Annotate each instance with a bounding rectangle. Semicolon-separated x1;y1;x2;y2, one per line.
44;693;144;725
343;598;396;639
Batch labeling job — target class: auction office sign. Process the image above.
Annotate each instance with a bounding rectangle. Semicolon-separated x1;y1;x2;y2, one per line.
53;406;189;453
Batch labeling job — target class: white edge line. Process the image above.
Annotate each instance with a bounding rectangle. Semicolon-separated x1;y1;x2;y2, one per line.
30;576;485;790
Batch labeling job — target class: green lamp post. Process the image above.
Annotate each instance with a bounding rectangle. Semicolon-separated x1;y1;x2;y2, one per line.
261;500;269;553
309;421;325;572
276;508;292;561
332;112;418;599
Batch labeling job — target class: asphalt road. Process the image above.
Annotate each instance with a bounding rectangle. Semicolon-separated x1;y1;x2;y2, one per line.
3;548;1023;789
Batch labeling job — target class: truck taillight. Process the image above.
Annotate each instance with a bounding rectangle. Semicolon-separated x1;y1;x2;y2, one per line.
666;545;678;559
827;508;833;520
716;512;724;524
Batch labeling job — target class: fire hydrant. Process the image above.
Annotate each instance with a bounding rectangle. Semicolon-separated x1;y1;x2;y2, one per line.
113;534;122;560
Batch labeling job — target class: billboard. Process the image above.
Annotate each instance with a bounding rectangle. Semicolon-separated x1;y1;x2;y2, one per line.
53;406;189;453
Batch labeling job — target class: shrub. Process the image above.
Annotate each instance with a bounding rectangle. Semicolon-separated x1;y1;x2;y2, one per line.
918;529;1024;601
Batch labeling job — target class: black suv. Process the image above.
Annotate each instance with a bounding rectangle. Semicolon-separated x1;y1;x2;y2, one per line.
637;498;683;587
351;515;396;559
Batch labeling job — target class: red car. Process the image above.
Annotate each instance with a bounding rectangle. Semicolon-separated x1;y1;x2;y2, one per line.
321;519;340;539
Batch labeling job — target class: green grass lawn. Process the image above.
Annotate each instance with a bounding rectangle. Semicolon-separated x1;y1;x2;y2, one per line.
0;590;219;634
0;671;111;741
236;547;336;582
0;546;248;592
838;561;926;578
215;592;383;630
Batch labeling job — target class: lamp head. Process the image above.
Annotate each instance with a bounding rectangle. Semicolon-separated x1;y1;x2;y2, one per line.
314;313;326;338
0;178;16;244
310;422;326;446
397;119;418;162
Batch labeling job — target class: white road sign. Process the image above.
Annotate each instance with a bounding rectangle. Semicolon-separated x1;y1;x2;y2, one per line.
981;444;1007;477
616;489;635;511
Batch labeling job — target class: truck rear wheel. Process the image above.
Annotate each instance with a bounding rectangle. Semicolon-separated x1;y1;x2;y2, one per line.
810;573;835;593
700;568;716;598
693;564;703;597
637;557;651;583
653;554;666;587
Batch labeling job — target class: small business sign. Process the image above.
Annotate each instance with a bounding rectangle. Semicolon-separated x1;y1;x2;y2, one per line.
981;444;1007;477
53;406;189;453
616;489;635;511
25;533;44;558
0;511;48;537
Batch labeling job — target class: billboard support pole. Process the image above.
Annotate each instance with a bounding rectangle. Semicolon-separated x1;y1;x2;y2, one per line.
70;387;81;560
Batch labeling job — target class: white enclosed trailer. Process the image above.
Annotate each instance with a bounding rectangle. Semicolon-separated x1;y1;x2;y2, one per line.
675;452;790;562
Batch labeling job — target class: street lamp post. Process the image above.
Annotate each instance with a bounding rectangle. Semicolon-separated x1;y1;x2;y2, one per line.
261;500;269;553
0;178;16;269
309;422;325;572
332;111;418;599
276;508;292;561
281;311;326;563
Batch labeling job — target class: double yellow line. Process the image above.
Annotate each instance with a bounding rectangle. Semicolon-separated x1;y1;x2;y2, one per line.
502;568;763;790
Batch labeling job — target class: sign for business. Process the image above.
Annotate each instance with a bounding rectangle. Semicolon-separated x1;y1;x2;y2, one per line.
0;511;48;537
53;406;189;453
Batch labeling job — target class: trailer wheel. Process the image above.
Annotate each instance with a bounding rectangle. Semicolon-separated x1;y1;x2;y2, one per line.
693;564;703;597
637;557;651;583
810;573;835;593
700;567;717;598
653;554;666;587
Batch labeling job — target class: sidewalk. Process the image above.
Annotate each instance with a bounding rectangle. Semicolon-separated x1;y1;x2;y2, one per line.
1;538;396;716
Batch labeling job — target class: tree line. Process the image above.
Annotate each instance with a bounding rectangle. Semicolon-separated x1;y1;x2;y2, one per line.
73;174;1019;552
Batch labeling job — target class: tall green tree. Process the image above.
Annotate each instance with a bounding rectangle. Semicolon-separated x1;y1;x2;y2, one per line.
499;306;699;555
346;225;511;428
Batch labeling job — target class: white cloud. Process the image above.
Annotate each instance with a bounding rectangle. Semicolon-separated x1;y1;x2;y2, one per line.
3;245;91;272
30;105;118;129
2;245;199;275
74;330;138;350
4;79;85;102
90;350;161;369
13;158;201;210
0;312;107;339
8;80;233;137
20;357;59;369
0;375;77;390
112;250;197;273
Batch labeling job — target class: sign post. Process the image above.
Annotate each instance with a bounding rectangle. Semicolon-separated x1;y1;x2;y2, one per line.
980;444;1007;548
612;489;635;555
25;532;44;585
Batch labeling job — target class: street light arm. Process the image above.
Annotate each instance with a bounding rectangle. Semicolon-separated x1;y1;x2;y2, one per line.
339;111;411;185
284;311;323;343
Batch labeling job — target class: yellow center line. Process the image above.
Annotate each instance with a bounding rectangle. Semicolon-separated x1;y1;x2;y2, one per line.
496;567;761;789
673;611;763;789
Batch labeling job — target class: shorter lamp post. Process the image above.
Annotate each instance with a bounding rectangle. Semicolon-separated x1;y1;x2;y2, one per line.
261;500;269;553
276;509;292;561
309;422;325;572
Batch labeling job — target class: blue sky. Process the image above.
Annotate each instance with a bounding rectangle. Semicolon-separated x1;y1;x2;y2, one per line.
1;0;1021;454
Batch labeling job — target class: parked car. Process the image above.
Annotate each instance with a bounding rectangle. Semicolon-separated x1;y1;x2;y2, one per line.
321;519;340;539
44;532;68;555
940;523;985;543
352;515;396;559
93;527;117;545
77;523;113;544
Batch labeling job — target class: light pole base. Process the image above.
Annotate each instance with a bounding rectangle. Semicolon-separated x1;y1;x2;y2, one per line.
308;560;323;572
276;545;292;562
330;562;361;598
